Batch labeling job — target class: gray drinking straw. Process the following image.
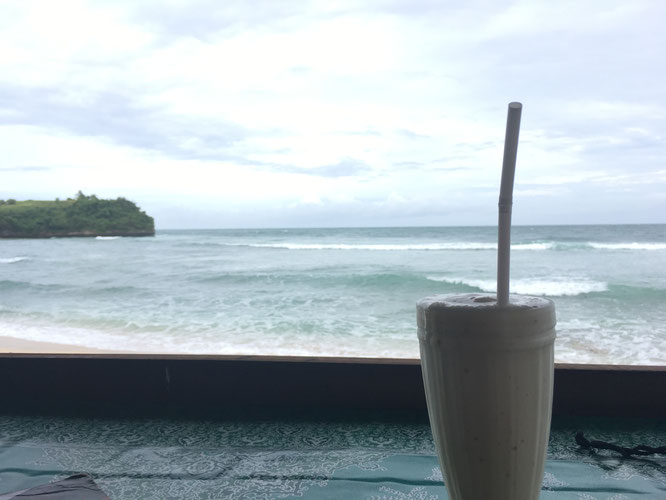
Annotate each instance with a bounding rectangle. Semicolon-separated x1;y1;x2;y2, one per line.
497;102;522;307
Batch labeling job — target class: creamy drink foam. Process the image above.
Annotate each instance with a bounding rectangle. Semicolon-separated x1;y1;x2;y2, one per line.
417;293;556;500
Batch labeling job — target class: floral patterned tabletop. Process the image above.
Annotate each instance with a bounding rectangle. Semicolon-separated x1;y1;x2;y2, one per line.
0;411;664;499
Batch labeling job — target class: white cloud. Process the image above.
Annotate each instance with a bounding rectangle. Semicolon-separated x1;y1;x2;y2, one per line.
0;0;665;227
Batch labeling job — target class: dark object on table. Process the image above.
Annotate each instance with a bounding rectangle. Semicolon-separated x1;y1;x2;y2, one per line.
576;431;666;458
0;474;110;499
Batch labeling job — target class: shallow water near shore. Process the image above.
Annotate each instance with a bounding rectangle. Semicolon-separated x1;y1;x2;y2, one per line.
1;224;665;365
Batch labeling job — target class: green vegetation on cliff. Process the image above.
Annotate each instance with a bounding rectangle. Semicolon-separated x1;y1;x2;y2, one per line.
0;192;155;238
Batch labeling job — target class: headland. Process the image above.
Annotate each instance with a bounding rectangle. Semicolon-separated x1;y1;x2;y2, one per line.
0;192;154;238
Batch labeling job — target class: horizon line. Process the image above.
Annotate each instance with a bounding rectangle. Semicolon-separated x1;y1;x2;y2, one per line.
154;222;666;231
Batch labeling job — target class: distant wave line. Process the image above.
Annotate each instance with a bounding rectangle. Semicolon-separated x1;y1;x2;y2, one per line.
224;241;666;251
588;242;666;250
231;242;552;251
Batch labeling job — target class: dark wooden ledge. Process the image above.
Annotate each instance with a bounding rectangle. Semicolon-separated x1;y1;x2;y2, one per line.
0;354;664;417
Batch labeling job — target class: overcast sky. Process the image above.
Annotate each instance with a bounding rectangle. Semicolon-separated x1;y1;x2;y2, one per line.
1;0;664;228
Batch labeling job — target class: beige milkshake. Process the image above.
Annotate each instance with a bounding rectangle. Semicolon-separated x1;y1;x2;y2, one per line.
417;293;556;500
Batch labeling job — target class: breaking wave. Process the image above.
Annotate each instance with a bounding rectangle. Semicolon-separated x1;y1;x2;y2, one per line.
426;276;609;296
0;257;28;264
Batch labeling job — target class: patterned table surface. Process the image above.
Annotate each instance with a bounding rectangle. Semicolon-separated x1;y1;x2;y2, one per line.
0;411;664;499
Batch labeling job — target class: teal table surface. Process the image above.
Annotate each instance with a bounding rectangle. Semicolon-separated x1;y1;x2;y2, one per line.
0;412;664;499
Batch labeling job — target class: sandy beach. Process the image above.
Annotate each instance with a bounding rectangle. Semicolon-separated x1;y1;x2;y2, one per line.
0;336;124;354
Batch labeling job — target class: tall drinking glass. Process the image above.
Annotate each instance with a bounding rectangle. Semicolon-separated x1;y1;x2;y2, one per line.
417;293;556;500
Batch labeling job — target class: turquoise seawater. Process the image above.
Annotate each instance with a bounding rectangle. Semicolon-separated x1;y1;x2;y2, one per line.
1;225;665;364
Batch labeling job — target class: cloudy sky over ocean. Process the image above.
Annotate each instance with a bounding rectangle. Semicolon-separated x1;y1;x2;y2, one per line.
1;0;664;228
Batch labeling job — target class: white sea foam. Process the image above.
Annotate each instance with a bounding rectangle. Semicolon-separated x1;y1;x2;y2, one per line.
0;257;28;264
242;242;552;251
426;276;608;296
555;318;666;366
0;317;414;358
588;242;666;250
0;319;129;352
96;236;120;240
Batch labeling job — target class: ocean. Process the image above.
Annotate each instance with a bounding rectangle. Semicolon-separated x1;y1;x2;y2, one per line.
1;225;665;365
